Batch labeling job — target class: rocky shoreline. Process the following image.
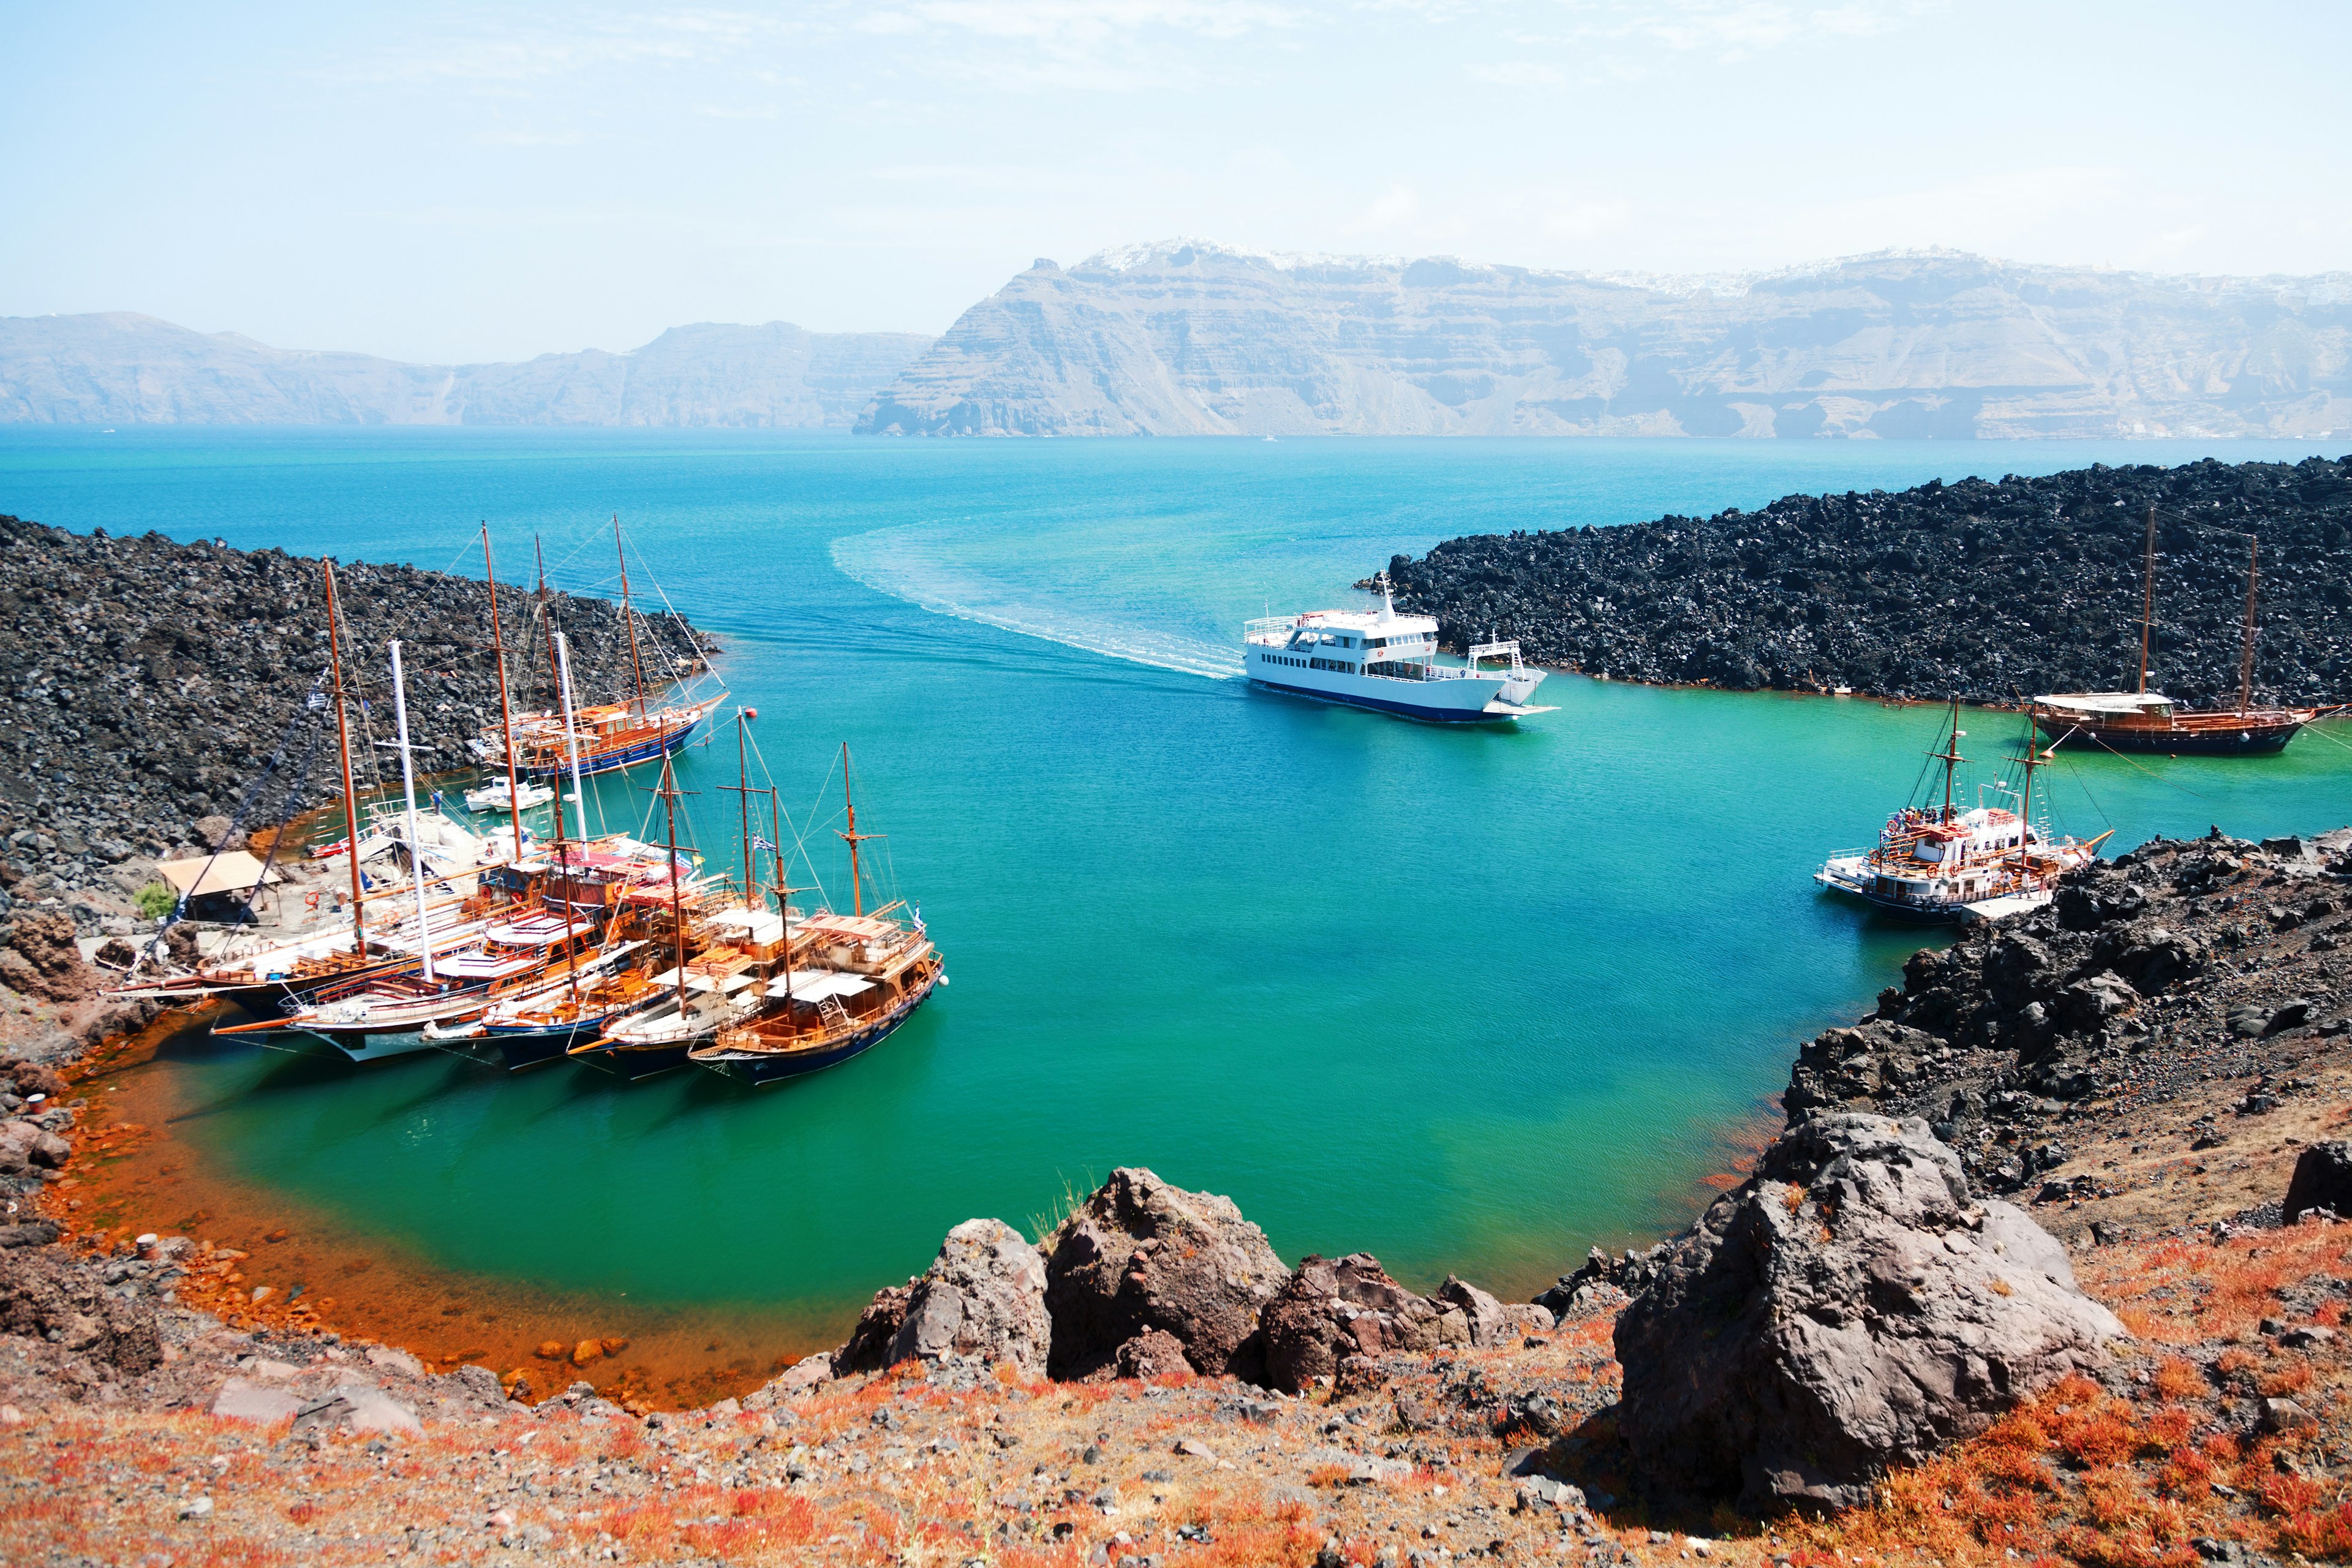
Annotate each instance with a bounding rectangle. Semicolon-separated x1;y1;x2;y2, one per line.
1379;456;2352;706
0;514;715;940
4;823;2348;1562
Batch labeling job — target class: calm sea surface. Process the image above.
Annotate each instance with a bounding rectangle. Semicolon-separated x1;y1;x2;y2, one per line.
6;429;2349;1340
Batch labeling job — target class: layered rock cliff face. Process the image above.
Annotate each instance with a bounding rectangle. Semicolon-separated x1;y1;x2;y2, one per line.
0;314;933;428
858;242;2352;439
1385;455;2352;704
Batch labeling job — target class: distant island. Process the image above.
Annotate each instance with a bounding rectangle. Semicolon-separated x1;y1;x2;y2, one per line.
0;314;932;428
859;243;2352;439
9;244;2351;435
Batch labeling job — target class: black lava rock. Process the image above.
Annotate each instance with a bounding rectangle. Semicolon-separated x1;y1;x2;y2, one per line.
0;515;715;862
1384;456;2352;705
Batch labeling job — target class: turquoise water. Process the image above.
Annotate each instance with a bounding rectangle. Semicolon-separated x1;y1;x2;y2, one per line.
6;430;2349;1335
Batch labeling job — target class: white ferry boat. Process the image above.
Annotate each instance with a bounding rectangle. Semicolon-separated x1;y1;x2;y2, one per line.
1243;578;1553;723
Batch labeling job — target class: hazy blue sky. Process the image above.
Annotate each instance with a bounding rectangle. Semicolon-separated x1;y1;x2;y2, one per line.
4;2;2345;361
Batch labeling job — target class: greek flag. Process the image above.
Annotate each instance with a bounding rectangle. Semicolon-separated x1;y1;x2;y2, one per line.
911;903;924;933
750;835;777;854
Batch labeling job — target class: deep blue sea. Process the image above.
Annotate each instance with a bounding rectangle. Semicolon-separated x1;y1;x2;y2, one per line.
6;429;2347;1373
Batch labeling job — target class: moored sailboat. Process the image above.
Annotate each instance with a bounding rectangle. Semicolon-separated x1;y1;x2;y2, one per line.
2037;508;2323;755
692;742;944;1085
1815;699;2110;922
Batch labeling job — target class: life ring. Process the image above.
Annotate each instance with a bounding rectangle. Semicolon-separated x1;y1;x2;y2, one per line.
304;891;322;912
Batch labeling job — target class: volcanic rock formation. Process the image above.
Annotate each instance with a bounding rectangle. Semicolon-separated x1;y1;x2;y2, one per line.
1613;1113;2124;1512
1041;1166;1288;1382
1384;456;2352;706
0;515;714;891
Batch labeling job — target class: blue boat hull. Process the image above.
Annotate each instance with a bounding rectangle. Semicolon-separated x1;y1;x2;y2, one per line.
519;717;704;782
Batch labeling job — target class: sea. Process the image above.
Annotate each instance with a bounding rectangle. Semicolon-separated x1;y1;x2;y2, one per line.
4;428;2348;1377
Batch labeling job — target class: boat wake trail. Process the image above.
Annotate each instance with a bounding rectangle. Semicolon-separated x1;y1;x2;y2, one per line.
830;525;1243;681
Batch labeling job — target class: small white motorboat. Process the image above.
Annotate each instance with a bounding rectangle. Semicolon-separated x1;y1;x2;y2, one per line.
464;777;556;813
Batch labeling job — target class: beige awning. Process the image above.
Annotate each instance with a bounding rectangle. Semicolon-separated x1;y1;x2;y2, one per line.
156;851;285;898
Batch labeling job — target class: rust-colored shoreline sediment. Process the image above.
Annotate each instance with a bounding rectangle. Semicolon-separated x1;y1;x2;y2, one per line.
44;1010;843;1411
47;1008;1775;1408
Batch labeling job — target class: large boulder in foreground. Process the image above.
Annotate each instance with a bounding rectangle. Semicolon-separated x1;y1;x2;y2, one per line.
1260;1253;1498;1393
886;1219;1051;1375
1615;1114;2124;1513
1043;1167;1288;1381
0;1244;163;1377
2284;1141;2352;1223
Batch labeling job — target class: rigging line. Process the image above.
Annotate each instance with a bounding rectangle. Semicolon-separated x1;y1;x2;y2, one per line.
2063;726;2223;804
609;517;708;691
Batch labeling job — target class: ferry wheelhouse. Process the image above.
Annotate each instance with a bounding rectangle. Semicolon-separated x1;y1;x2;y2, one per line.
1815;701;2110;923
1243;576;1553;723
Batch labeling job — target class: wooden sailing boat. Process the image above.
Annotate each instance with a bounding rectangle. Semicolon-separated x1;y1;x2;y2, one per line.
2035;507;2318;755
1815;699;2109;922
692;742;944;1085
567;748;754;1079
479;518;724;780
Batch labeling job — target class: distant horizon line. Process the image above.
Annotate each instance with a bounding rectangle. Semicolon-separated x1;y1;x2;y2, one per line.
9;239;2349;370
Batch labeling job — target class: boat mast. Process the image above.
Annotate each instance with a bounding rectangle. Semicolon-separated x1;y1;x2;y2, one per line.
2137;503;2157;694
837;742;878;918
719;709;755;907
2016;705;2047;852
388;639;434;984
1936;698;1966;824
2238;533;2260;714
541;618;579;1009
554;631;590;835
482;526;527;865
654;751;689;1010
616;515;647;718
767;785;802;1017
322;560;367;959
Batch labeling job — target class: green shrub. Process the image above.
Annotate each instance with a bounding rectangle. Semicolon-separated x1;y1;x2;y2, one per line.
134;883;177;921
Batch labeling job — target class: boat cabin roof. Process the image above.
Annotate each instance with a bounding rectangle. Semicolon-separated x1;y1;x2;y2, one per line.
801;912;900;942
2036;690;2176;715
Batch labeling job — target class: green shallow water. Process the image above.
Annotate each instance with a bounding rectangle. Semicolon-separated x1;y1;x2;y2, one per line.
6;430;2348;1338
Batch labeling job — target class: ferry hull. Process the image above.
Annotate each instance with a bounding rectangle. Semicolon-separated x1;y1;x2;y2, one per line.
1812;871;1974;924
1248;675;1534;725
2033;716;2304;756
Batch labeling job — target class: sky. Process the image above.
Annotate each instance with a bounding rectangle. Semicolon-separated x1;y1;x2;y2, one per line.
3;1;2347;363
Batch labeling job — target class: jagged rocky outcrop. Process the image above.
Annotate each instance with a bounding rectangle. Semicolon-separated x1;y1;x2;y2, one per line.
1385;455;2352;706
886;1219;1052;1376
1784;827;2352;1202
1615;1114;2124;1512
1041;1166;1288;1382
0;313;935;428
0;514;714;886
2283;1141;2352;1223
859;242;2352;439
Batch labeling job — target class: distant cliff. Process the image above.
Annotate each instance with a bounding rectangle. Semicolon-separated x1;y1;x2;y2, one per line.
856;243;2352;439
0;314;933;428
